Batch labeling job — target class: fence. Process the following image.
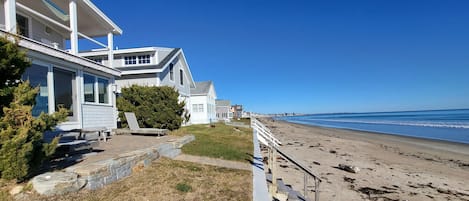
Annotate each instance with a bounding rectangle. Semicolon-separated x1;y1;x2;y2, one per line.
251;117;321;201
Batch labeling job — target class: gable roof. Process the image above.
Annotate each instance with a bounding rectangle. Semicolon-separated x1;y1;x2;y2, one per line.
191;81;213;96
216;100;231;107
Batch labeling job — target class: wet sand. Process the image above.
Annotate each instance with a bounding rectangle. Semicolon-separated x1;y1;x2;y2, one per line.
260;118;469;201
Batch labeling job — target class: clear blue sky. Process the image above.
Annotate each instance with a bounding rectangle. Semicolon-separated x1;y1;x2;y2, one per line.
93;0;469;114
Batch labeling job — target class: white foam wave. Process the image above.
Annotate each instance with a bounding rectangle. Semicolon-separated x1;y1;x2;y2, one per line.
304;119;469;129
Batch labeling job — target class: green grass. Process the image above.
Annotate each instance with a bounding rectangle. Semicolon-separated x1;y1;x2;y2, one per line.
171;123;253;162
175;182;192;192
231;117;251;125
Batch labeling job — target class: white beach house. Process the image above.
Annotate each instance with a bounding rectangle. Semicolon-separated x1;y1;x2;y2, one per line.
190;81;217;124
1;0;122;131
216;99;233;122
79;47;196;123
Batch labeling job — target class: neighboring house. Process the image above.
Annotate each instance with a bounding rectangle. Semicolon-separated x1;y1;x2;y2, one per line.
216;99;233;122
232;104;243;119
1;0;122;130
190;81;217;124
79;46;196;123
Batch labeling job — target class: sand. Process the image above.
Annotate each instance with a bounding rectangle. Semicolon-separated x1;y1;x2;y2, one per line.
259;118;469;201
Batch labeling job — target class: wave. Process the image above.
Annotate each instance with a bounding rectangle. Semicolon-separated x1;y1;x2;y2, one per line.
297;118;469;129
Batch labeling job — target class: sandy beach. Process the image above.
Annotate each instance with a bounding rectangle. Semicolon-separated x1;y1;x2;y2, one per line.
260;118;469;201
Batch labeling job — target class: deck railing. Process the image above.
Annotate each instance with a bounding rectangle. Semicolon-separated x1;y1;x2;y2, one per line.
251;117;322;201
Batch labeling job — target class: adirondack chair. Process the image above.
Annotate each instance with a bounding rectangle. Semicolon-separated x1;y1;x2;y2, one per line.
124;112;168;136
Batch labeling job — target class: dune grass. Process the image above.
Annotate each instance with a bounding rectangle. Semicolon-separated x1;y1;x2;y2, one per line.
171;122;253;162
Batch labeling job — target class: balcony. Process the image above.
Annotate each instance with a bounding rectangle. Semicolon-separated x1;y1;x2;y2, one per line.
1;0;122;68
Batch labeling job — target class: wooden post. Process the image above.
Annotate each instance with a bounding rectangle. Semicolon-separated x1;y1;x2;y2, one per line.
315;178;320;201
270;146;277;195
304;173;308;199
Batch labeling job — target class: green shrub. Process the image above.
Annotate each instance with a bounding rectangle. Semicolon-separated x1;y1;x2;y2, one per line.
0;37;67;181
0;81;68;181
117;85;188;130
0;36;31;116
175;182;192;192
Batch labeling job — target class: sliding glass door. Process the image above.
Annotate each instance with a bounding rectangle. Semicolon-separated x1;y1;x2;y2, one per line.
53;67;77;120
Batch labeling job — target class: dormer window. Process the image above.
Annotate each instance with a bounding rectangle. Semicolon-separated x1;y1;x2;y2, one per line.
124;56;137;65
138;55;151;64
124;55;151;65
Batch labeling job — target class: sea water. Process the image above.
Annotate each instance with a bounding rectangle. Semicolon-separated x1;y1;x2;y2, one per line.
279;109;469;144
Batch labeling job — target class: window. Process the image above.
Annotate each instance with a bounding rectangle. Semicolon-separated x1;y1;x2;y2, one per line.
92;58;102;64
138;55;151;64
169;63;174;81
22;64;48;116
84;74;95;102
54;68;75;118
192;104;204;113
124;56;137;65
98;78;109;104
179;69;184;85
83;74;109;104
16;14;29;37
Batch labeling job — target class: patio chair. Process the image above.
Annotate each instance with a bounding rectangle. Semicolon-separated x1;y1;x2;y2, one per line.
124;112;168;136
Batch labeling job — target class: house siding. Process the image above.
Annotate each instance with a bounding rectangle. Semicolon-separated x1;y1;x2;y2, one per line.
82;104;116;129
30;17;64;49
159;57;190;96
116;73;157;89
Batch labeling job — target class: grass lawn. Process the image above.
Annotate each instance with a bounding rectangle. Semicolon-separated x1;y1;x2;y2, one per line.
171;123;253;162
231;118;251;125
2;159;251;201
0;122;254;200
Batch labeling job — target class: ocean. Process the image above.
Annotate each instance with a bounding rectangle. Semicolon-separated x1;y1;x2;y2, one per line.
278;109;469;144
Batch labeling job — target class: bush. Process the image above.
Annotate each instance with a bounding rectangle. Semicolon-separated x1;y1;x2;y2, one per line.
175;182;192;192
0;36;67;181
117;85;188;130
0;36;31;116
0;81;68;181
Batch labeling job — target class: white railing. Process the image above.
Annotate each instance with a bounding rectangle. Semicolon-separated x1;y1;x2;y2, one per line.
251;117;321;201
17;2;110;50
251;118;282;147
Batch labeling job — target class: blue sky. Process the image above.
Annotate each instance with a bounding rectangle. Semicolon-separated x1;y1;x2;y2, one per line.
92;0;469;114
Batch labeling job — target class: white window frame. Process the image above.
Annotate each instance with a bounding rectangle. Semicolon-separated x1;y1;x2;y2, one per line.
124;55;137;65
179;69;184;86
138;55;151;64
16;13;33;38
83;73;111;105
169;63;174;82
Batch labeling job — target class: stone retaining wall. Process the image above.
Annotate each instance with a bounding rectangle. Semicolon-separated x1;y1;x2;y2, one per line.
32;135;195;194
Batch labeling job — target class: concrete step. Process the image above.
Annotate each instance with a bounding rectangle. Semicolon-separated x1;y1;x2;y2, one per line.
55;140;93;157
265;176;310;201
160;148;181;159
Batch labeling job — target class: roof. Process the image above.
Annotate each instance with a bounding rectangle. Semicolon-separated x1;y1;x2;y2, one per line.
216;100;231;107
191;81;213;96
79;46;196;88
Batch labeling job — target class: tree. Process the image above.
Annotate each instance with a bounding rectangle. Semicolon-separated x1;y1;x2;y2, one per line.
0;36;31;116
0;37;68;181
117;85;187;130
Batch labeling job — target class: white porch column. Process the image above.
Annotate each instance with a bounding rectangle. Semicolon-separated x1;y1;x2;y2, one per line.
4;0;16;34
69;0;78;54
107;32;114;68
